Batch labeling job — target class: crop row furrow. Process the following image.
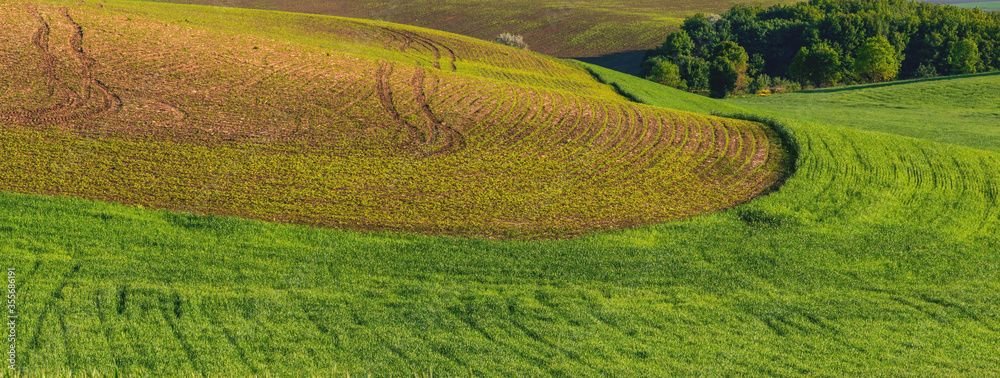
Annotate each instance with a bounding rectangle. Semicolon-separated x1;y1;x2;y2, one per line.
511;90;568;161
571;101;650;189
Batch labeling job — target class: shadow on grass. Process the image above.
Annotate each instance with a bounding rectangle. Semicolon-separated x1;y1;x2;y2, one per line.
799;70;1000;94
570;49;647;76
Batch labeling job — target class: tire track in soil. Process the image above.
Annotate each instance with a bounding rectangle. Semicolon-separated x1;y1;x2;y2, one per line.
411;68;464;156
376;62;464;156
408;31;458;72
23;14;81;117
375;61;425;151
64;9;122;118
383;27;458;71
2;9;121;124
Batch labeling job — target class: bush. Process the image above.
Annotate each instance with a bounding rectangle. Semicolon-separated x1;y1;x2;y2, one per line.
913;63;939;79
494;33;528;50
770;77;801;93
748;74;772;94
645;57;687;89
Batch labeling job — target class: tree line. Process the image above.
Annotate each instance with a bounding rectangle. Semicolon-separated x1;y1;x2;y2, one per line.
641;0;1000;97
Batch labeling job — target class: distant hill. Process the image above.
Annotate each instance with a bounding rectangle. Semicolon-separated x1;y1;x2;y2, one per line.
133;0;798;60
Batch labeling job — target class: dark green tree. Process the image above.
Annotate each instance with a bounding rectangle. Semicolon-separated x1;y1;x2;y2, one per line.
681;13;717;51
711;41;749;91
748;54;766;77
678;56;711;91
709;57;738;98
789;43;842;87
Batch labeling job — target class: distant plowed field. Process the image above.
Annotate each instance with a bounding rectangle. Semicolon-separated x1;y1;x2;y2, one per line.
134;0;798;59
0;0;789;238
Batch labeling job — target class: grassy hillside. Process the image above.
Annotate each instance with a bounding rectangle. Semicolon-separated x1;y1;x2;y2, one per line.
579;61;746;114
0;0;788;238
133;0;797;60
729;73;1000;152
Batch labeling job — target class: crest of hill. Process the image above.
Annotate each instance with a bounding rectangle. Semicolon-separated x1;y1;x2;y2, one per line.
0;0;789;238
130;0;799;59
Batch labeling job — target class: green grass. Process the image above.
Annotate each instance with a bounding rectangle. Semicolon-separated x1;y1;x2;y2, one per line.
5;46;1000;375
727;73;1000;152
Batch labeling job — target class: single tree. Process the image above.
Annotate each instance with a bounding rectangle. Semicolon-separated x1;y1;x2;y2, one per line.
681;13;716;48
713;41;749;70
948;39;980;75
712;41;749;91
748;54;766;77
853;36;899;83
709;57;738;98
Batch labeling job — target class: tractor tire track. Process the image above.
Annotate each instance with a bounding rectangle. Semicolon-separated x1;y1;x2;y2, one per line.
376;62;464;156
198;300;259;375
411;68;464;155
405;30;458;72
158;294;203;374
93;289;126;373
383;28;458;71
63;9;122;118
375;62;425;150
23;14;80;118
3;9;120;124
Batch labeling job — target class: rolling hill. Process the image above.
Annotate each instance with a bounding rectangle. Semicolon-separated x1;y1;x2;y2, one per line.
0;0;789;238
131;0;798;60
729;73;1000;152
3;0;1000;376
